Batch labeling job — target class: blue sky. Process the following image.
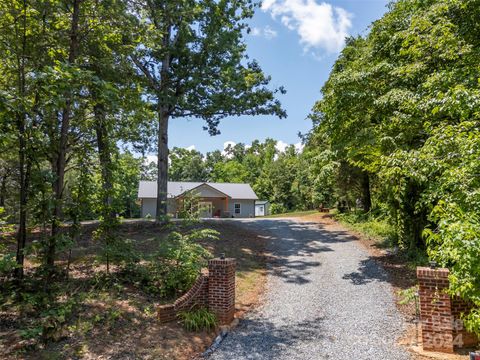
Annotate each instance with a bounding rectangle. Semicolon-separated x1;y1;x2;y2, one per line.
167;0;390;154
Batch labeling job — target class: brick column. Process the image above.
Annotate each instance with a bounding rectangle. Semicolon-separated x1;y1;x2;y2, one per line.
452;297;479;348
208;258;236;325
417;267;454;353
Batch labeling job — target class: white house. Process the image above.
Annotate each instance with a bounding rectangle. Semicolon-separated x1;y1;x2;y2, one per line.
138;181;258;218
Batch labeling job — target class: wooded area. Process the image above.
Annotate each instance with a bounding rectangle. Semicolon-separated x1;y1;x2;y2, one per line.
0;0;285;280
308;0;480;334
1;0;480;354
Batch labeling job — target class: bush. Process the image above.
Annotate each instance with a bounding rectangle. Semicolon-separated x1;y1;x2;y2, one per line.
178;307;217;331
154;228;218;298
270;203;287;215
335;210;398;248
0;246;17;276
0;207;16;277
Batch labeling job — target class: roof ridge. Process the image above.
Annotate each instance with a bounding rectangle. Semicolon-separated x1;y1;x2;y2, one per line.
140;180;251;185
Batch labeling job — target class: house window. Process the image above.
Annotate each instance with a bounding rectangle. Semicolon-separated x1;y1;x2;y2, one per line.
234;203;241;214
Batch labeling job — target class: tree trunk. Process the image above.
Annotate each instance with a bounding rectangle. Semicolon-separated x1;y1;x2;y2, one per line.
0;173;7;208
48;0;81;269
155;12;172;221
94;102;115;221
14;0;29;280
156;108;169;220
361;171;371;213
15;126;29;279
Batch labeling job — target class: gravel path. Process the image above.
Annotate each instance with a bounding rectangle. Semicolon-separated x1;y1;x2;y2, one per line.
209;218;411;360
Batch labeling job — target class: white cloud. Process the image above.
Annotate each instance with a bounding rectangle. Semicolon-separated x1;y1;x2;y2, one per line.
250;25;278;40
262;0;352;53
275;140;289;153
223;141;236;150
222;141;236;158
274;140;305;153
185;145;196;151
251;27;262;36
145;154;157;164
264;26;278;39
294;142;305;153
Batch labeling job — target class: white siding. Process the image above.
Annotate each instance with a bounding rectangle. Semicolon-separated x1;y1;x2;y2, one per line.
141;198;156;218
228;199;255;218
141;198;177;217
193;184;226;198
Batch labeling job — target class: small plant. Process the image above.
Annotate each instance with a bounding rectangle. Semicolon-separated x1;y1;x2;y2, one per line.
398;285;419;305
0;207;17;277
155;228;218;297
177;190;202;223
178;307;217;331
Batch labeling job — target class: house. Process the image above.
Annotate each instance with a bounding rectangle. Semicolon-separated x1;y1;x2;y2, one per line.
138;181;258;218
255;200;269;217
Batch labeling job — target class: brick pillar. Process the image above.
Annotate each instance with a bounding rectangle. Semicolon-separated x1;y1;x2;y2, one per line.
208;258;236;325
417;267;454;353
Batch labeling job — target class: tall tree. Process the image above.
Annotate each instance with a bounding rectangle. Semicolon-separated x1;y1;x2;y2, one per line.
45;0;84;270
0;0;43;278
131;0;286;220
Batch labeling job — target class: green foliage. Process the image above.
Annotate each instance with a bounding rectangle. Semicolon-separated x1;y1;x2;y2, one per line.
177;191;202;221
0;207;16;276
308;0;480;334
154;229;218;297
335;211;398;248
18;293;81;343
169;148;208;182
178;307;217;332
94;222;139;273
270;203;287;215
398;286;419;306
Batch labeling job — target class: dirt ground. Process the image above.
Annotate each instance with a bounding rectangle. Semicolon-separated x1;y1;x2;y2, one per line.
0;220;268;360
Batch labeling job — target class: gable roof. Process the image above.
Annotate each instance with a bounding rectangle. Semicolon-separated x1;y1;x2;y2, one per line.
138;181;258;200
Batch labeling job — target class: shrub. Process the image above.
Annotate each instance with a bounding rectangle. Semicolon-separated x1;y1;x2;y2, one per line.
0;207;16;277
178;307;217;331
154;228;218;298
270;203;286;215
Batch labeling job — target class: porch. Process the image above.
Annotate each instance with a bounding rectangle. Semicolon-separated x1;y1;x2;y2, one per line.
175;196;231;218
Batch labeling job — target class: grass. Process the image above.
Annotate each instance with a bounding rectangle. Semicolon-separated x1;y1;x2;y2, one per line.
333;210;428;269
334;211;397;248
178;308;217;331
0;219;268;360
265;210;318;218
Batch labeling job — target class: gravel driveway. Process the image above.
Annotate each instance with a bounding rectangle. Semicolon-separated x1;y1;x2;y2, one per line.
208;218;410;360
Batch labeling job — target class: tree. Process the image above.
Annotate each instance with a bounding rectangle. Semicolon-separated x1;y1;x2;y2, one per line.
169;147;208;181
211;160;249;183
0;0;44;278
308;0;480;333
131;0;286;220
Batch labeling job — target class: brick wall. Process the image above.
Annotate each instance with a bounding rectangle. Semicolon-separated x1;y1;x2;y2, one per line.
157;258;236;326
452;296;479;348
208;258;236;325
417;267;478;353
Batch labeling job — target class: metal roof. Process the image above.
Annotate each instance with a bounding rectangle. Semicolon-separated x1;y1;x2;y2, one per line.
138;181;258;200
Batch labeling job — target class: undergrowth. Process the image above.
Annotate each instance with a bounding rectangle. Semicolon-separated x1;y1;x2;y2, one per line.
334;210;428;267
178;307;217;331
